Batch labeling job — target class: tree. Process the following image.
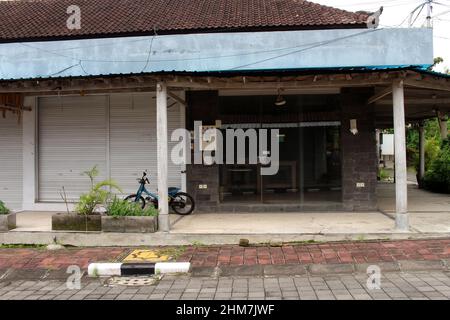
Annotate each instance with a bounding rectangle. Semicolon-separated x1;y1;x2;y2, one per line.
428;57;444;71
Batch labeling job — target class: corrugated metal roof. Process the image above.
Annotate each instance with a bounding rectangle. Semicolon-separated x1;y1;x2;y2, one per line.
0;65;435;82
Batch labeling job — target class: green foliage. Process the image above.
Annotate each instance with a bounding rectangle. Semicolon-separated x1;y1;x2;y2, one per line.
423;136;450;194
107;197;158;217
407;119;450;171
413;138;440;174
75;166;122;215
378;168;391;181
428;57;444;71
0;200;9;215
82;165;100;189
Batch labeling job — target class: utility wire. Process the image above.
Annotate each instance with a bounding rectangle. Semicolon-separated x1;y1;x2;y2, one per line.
228;29;382;71
140;27;157;72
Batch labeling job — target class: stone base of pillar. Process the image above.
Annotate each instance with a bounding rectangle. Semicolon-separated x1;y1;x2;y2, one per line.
395;213;410;231
158;215;170;232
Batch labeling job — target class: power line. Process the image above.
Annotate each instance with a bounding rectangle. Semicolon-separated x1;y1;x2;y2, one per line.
15;30;383;65
228;29;382;71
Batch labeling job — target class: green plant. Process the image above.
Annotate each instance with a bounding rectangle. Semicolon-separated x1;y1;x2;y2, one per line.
82;165;100;189
0;200;9;215
107;197;158;217
191;240;206;247
413;138;440;174
423;136;450;194
75;166;122;215
157;246;186;260
378;168;391;181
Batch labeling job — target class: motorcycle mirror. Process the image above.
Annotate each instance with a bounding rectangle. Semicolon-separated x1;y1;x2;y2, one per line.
143;171;147;176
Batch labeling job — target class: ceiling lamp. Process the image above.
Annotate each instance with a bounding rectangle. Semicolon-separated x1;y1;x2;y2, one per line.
275;88;286;107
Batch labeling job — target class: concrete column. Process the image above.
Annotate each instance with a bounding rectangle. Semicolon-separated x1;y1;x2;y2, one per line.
156;82;170;232
438;112;448;139
375;129;381;165
22;97;36;211
392;80;409;231
418;122;425;182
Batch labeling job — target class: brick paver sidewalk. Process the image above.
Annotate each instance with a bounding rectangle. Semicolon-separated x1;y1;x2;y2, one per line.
0;247;126;270
178;239;450;267
0;239;449;271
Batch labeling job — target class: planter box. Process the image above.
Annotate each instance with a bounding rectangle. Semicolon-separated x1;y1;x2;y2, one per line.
102;216;157;233
52;213;102;231
0;212;16;232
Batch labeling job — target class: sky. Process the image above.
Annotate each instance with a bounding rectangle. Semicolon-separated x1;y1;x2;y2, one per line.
313;0;450;72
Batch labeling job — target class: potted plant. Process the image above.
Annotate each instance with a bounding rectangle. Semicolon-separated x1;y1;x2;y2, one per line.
52;166;121;231
0;200;16;232
102;197;158;233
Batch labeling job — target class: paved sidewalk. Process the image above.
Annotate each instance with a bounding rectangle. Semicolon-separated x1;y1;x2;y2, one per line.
0;247;126;270
0;271;449;300
178;239;450;267
0;239;449;272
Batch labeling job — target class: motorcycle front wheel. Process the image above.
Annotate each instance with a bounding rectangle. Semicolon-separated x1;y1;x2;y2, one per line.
170;192;195;215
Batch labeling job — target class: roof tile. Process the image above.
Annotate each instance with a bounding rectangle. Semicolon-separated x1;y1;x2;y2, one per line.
0;0;369;41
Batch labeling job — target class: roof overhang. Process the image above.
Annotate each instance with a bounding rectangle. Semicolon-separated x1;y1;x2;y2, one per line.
1;67;449;127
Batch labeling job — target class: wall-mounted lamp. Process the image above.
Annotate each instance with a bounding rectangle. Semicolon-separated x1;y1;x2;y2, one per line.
350;119;358;135
274;88;286;107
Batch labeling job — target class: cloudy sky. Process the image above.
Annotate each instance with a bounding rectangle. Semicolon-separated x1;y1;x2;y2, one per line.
314;0;450;72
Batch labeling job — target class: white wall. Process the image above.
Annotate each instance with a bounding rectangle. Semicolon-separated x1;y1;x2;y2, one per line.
381;134;395;156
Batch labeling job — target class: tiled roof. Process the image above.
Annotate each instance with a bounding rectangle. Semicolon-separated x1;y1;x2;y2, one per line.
0;0;369;42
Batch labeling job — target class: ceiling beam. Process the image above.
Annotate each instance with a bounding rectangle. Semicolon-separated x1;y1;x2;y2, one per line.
367;86;392;104
404;78;450;93
375;98;450;106
167;91;187;107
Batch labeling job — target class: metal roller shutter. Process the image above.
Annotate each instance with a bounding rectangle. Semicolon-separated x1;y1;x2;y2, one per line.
0;116;22;210
109;93;182;196
38;95;108;201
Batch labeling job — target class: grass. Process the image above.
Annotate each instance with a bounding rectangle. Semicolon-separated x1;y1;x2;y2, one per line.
0;244;47;249
157;246;186;260
191;240;206;247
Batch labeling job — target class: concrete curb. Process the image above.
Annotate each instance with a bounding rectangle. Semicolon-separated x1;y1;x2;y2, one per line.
2;230;450;246
190;259;450;277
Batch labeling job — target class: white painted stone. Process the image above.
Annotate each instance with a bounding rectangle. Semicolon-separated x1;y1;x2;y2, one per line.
155;262;191;274
46;244;65;251
88;263;122;277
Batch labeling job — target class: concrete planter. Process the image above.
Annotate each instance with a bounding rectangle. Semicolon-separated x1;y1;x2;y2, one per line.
52;213;102;231
102;216;157;233
0;212;16;232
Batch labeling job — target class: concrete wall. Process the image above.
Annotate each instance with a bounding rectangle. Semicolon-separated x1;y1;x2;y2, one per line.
341;88;378;211
0;28;433;79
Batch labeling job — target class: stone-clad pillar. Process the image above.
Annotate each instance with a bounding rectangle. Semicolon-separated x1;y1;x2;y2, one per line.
341;88;378;211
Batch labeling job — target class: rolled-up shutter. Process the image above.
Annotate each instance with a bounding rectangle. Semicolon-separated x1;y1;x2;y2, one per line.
0;115;22;210
109;93;182;196
38;96;108;201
